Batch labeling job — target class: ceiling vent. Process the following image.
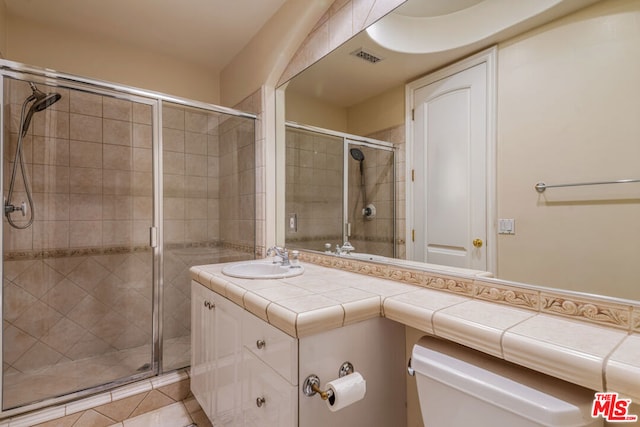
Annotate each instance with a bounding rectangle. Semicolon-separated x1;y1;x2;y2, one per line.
350;48;384;64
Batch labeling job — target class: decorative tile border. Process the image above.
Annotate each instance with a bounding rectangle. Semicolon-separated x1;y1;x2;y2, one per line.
4;245;152;261
474;280;539;311
299;251;475;296
4;240;255;262
540;292;632;330
298;250;640;331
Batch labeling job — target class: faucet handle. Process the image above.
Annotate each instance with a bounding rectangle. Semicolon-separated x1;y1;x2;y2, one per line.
341;242;355;254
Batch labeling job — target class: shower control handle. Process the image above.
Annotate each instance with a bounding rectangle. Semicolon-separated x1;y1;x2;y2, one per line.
4;201;27;216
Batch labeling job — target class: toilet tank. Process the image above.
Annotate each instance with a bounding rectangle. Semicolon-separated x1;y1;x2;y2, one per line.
411;336;602;427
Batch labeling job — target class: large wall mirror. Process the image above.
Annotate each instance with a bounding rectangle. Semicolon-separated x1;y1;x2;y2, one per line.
277;0;640;303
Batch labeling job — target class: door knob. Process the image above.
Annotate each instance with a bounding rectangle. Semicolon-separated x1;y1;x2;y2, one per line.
472;238;483;248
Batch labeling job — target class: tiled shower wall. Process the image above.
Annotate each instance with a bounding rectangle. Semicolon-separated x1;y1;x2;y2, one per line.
284;126;396;257
285;128;343;251
366;124;405;258
2;79;256;408
2;79;156;408
3;81;154;251
161;103;256;372
347;144;394;257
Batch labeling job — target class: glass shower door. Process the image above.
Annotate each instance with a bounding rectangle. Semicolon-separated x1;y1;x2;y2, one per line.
2;77;157;410
345;141;395;257
284;127;344;252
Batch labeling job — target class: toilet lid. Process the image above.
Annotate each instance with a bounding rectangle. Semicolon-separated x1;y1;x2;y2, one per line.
412;337;595;426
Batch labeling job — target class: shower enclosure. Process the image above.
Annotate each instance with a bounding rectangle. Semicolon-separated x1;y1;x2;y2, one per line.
285;124;395;257
0;61;256;415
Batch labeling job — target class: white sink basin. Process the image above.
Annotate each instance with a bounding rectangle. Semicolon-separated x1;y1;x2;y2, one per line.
221;261;304;279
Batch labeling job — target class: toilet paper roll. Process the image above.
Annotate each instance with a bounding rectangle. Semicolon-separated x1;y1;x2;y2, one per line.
325;372;366;412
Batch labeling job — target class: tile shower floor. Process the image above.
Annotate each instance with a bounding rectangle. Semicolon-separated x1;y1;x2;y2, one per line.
4;335;190;410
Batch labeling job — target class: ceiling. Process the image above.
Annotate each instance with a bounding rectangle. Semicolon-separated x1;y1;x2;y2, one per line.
4;0;287;72
285;0;602;108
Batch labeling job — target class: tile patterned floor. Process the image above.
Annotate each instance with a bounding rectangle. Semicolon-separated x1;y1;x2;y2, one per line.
30;380;212;427
4;336;190;410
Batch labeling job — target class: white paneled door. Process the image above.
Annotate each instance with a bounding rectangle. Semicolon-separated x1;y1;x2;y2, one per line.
409;50;495;272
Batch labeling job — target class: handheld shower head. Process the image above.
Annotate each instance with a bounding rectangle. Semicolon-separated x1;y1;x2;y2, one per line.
350;148;365;162
21;83;62;136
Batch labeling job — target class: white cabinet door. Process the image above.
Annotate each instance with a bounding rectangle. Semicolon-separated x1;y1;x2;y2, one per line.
212;292;244;426
190;281;244;426
242;349;297;427
191;281;216;420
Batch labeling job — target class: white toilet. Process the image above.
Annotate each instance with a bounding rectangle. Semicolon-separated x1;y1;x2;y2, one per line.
411;336;602;427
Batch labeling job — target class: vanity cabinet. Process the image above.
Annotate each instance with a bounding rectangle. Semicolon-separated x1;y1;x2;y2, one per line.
191;280;406;427
191;281;297;427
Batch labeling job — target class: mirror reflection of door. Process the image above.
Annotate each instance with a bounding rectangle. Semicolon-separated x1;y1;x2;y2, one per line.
409;50;495;272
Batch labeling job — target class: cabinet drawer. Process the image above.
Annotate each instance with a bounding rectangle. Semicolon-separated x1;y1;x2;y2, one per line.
242;350;297;427
243;310;298;385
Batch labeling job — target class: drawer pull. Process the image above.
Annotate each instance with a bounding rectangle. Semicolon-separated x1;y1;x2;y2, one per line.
204;300;215;310
256;396;266;408
256;339;266;349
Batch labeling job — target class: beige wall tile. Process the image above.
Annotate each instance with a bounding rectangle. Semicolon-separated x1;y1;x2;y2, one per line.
104;144;132;170
33;136;70;166
163;151;184;175
104;119;132;146
185;131;207;154
162;107;185;130
133;123;152;148
103;98;132;122
104;170;132;195
70;194;103;220
163;128;185;152
131;171;152;196
69;220;103;247
70;167;103;194
103;195;133;220
70;114;102;143
32;220;70;249
133;103;152;125
185;111;208;133
70;91;103;117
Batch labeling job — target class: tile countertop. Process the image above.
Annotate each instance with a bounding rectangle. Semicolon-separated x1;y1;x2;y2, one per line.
190;261;640;401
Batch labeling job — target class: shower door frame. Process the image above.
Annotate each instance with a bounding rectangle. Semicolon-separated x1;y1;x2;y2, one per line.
0;59;257;418
285;122;396;257
344;139;396;257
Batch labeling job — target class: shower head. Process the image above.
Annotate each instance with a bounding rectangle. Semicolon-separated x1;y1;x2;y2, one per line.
350;148;365;162
21;83;62;137
29;82;62;112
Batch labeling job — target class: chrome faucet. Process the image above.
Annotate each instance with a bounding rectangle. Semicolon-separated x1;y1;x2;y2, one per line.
267;246;290;266
339;242;355;255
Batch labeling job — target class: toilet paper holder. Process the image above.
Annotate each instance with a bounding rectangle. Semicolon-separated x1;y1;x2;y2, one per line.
303;361;354;401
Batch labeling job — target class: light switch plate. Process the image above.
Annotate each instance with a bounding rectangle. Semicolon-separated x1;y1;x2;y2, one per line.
288;213;298;232
498;218;515;234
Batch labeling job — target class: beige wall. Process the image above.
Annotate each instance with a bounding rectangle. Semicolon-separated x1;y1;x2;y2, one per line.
347;85;404;136
220;0;332;107
6;15;219;104
285;90;348;131
0;1;6;58
284;84;405;136
496;0;640;299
